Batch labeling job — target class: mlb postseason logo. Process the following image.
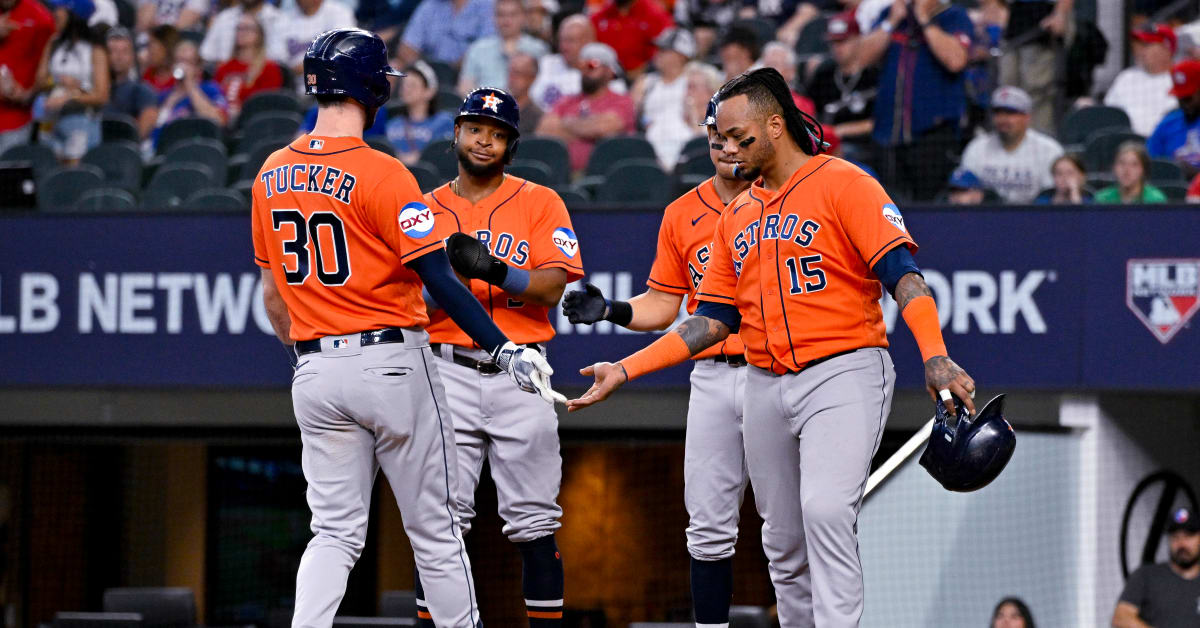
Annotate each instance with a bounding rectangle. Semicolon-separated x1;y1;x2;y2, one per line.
552;227;579;258
398;202;435;238
1126;258;1200;344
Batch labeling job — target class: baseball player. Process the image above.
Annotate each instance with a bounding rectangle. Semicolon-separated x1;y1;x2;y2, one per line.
252;30;562;628
560;96;752;627
413;87;582;628
567;68;977;627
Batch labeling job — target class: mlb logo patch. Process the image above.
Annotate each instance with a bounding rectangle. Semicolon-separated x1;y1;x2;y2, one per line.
1126;258;1200;344
332;338;348;348
309;139;324;150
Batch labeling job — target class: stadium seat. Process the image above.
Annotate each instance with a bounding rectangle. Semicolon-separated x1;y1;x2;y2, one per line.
679;135;710;161
0;142;58;180
185;187;246;211
332;618;415;628
237;90;302;128
729;605;770;628
509;159;554;186
1083;129;1145;172
419;139;458;180
425;60;458;90
675;151;716;178
240;140;285;181
518;136;570;185
37;165;105;211
378;590;418;618
596;159;672;204
1158;182;1189;201
1148;158;1184;183
436;89;463;113
674;173;709;196
1059;105;1132;147
156;116;221;155
409;161;443;193
237;111;302;154
233;178;254;201
733;17;775;49
102;587;195;628
165;137;228;186
367;137;397;157
53;612;143;628
554;185;589;208
585;136;657;177
101;113;140;143
141;163;213;210
72;187;138;212
82;141;144;192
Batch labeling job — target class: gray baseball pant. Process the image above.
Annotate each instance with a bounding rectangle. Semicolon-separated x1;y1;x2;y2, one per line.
684;359;749;560
290;330;479;628
743;347;894;628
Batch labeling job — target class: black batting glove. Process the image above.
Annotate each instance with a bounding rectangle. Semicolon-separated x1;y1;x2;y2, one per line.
446;232;509;286
562;282;609;324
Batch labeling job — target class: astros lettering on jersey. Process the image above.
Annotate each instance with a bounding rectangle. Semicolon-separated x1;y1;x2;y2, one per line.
252;135;445;340
648;176;746;360
695;154;917;374
425;175;584;345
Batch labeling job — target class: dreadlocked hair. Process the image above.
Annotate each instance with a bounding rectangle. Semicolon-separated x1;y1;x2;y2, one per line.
715;67;825;156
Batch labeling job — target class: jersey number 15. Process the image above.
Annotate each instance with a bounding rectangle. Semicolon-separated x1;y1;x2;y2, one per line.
272;209;352;286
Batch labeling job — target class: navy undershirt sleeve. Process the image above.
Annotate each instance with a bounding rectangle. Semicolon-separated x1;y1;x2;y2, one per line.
694;300;741;333
408;250;507;353
872;245;922;296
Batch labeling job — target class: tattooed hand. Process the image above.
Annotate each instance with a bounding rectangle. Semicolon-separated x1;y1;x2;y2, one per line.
924;355;976;416
566;362;628;412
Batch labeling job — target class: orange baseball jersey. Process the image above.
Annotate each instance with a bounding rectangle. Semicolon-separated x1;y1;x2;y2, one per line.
425;176;584;346
647;177;746;360
251;135;445;341
694;155;917;374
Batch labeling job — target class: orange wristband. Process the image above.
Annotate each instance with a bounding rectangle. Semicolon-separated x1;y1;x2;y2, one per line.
618;332;692;381
901;295;948;363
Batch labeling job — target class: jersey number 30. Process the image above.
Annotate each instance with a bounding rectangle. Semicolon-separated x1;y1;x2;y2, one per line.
272;209;352;286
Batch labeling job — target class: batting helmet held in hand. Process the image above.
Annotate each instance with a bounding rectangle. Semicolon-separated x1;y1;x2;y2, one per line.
456;87;521;160
304;29;403;121
919;394;1016;492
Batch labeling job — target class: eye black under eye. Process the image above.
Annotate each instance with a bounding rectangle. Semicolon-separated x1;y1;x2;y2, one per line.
738;137;756;148
710;142;724;150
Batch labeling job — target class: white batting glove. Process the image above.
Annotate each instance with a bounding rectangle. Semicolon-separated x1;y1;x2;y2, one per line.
492;341;568;405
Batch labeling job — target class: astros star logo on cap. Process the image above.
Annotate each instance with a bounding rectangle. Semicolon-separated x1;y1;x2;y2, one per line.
482;93;502;113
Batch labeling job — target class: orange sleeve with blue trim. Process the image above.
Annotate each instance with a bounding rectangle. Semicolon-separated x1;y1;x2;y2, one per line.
693;207;737;306
528;187;584;280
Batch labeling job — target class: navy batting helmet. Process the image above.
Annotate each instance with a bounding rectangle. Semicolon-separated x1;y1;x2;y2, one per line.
919;394;1016;492
456;87;521;161
304;29;402;125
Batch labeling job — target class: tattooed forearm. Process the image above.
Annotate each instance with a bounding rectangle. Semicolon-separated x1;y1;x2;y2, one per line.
894;272;933;310
672;315;732;356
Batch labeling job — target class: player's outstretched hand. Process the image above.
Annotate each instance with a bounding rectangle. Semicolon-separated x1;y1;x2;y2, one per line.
924;355;976;416
565;362;628;412
562;282;608;324
493;341;567;405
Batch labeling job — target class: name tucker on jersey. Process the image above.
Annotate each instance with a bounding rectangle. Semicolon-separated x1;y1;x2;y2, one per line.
259;164;357;204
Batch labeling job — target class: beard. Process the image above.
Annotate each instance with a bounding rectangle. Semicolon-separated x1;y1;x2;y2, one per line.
733;139;775;181
456;142;505;178
581;74;606;95
1171;547;1199;569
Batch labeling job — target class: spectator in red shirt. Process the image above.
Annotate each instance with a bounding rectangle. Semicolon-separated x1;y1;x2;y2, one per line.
590;0;672;76
214;13;282;123
140;23;179;94
0;0;55;155
536;42;635;174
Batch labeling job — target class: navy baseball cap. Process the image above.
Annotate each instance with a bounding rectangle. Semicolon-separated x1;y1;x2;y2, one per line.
1167;507;1200;533
948;168;984;190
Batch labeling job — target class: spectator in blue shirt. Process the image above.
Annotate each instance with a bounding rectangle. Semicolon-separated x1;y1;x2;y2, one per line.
152;37;227;146
1147;60;1200;175
397;0;495;66
385;60;454;164
858;0;973;202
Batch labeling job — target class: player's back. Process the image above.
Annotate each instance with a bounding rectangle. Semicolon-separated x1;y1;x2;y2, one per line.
251;135;443;341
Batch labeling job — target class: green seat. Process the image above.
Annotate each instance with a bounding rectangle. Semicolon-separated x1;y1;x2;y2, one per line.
156;116;221;155
141;163;213;209
38;165;105;211
585;136;657;177
82;141;144;192
165;137;228;186
72;187;138;212
595;159;671;204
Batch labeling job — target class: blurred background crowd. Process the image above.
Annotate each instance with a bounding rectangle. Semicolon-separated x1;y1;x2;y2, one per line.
1;0;1200;210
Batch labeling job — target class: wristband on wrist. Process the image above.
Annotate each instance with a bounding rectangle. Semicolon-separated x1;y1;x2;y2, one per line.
901;295;948;363
498;265;530;295
618;332;692;381
605;299;633;326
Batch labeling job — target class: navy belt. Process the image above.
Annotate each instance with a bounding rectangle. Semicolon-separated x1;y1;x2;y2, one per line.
295;328;407;356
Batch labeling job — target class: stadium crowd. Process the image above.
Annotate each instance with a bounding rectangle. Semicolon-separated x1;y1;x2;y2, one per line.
2;0;1200;209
